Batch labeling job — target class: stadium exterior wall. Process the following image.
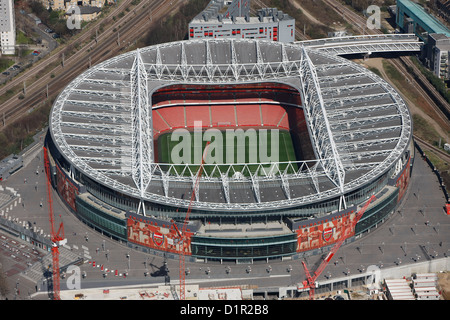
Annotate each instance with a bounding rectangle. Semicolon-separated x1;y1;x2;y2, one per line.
44;132;414;261
44;38;414;261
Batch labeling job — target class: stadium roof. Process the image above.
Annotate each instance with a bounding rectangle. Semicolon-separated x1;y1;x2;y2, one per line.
49;39;412;213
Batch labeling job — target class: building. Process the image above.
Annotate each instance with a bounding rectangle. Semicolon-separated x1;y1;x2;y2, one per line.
426;33;450;79
64;0;106;10
188;0;295;42
396;0;450;41
395;0;450;78
45;38;413;262
0;155;23;181
0;0;16;55
42;0;110;11
65;5;102;22
27;13;42;26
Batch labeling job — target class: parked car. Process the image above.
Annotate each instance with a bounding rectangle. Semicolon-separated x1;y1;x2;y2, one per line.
2;71;10;76
52;33;60;39
31;50;40;56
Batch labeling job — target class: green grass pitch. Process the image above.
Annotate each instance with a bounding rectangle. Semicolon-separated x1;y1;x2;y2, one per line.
157;129;297;177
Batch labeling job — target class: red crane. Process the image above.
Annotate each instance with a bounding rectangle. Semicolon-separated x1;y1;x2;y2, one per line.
300;195;376;300
172;142;210;300
43;146;67;300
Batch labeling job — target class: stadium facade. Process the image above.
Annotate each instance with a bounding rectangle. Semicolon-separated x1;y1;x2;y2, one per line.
45;38;413;262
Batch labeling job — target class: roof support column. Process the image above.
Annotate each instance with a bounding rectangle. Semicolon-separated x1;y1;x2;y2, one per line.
221;173;230;204
250;174;261;203
298;46;346;211
130;49;153;215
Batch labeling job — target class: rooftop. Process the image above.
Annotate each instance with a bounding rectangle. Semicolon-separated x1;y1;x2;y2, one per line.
397;0;450;37
49;39;412;213
66;5;102;15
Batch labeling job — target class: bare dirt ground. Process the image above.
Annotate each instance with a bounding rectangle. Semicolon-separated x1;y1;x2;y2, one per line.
289;0;326;26
438;272;450;300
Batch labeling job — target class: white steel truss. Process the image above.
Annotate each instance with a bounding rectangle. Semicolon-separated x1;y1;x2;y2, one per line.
65;99;130;112
298;46;347;210
130;49;153;215
49;39;412;212
297;33;423;56
314;42;422;56
221;173;230;204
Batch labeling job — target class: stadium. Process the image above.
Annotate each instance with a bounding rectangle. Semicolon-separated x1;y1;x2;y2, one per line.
45;38;413;262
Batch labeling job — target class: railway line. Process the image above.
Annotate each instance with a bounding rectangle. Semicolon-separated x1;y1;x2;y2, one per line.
398;55;450;120
389;57;450;129
319;0;450;178
0;0;177;128
0;0;137;97
322;0;450;120
321;0;368;33
414;135;450;163
2;0;449;159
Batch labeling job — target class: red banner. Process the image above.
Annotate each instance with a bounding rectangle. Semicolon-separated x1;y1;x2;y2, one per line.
295;211;356;253
56;164;79;212
396;157;411;202
127;217;193;255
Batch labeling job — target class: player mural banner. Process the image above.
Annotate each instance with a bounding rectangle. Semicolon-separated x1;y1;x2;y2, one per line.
396;157;411;202
55;163;79;212
295;210;356;253
127;216;193;255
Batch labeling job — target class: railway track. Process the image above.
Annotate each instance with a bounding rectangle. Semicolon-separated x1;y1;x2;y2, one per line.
321;0;368;33
389;57;450;129
0;0;178;129
414;135;450;163
398;55;450;120
0;0;137;97
320;0;450;168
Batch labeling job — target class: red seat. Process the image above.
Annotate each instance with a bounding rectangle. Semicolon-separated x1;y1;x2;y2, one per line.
185;105;211;128
211;105;236;127
157;106;186;129
260;104;288;129
235;104;261;127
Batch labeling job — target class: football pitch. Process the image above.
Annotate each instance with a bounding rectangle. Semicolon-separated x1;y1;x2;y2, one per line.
157;129;297;177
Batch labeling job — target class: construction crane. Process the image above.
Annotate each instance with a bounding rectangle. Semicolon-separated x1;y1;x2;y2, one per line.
172;141;210;300
43;146;67;300
300;195;376;300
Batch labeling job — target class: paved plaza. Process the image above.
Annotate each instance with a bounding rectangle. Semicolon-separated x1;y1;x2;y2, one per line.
0;139;449;300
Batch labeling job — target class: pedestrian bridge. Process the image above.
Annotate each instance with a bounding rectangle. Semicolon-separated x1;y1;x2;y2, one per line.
296;34;423;56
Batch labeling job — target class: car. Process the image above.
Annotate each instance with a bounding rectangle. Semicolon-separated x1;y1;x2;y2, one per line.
12;65;20;70
31;50;40;56
52;34;60;39
2;71;10;76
